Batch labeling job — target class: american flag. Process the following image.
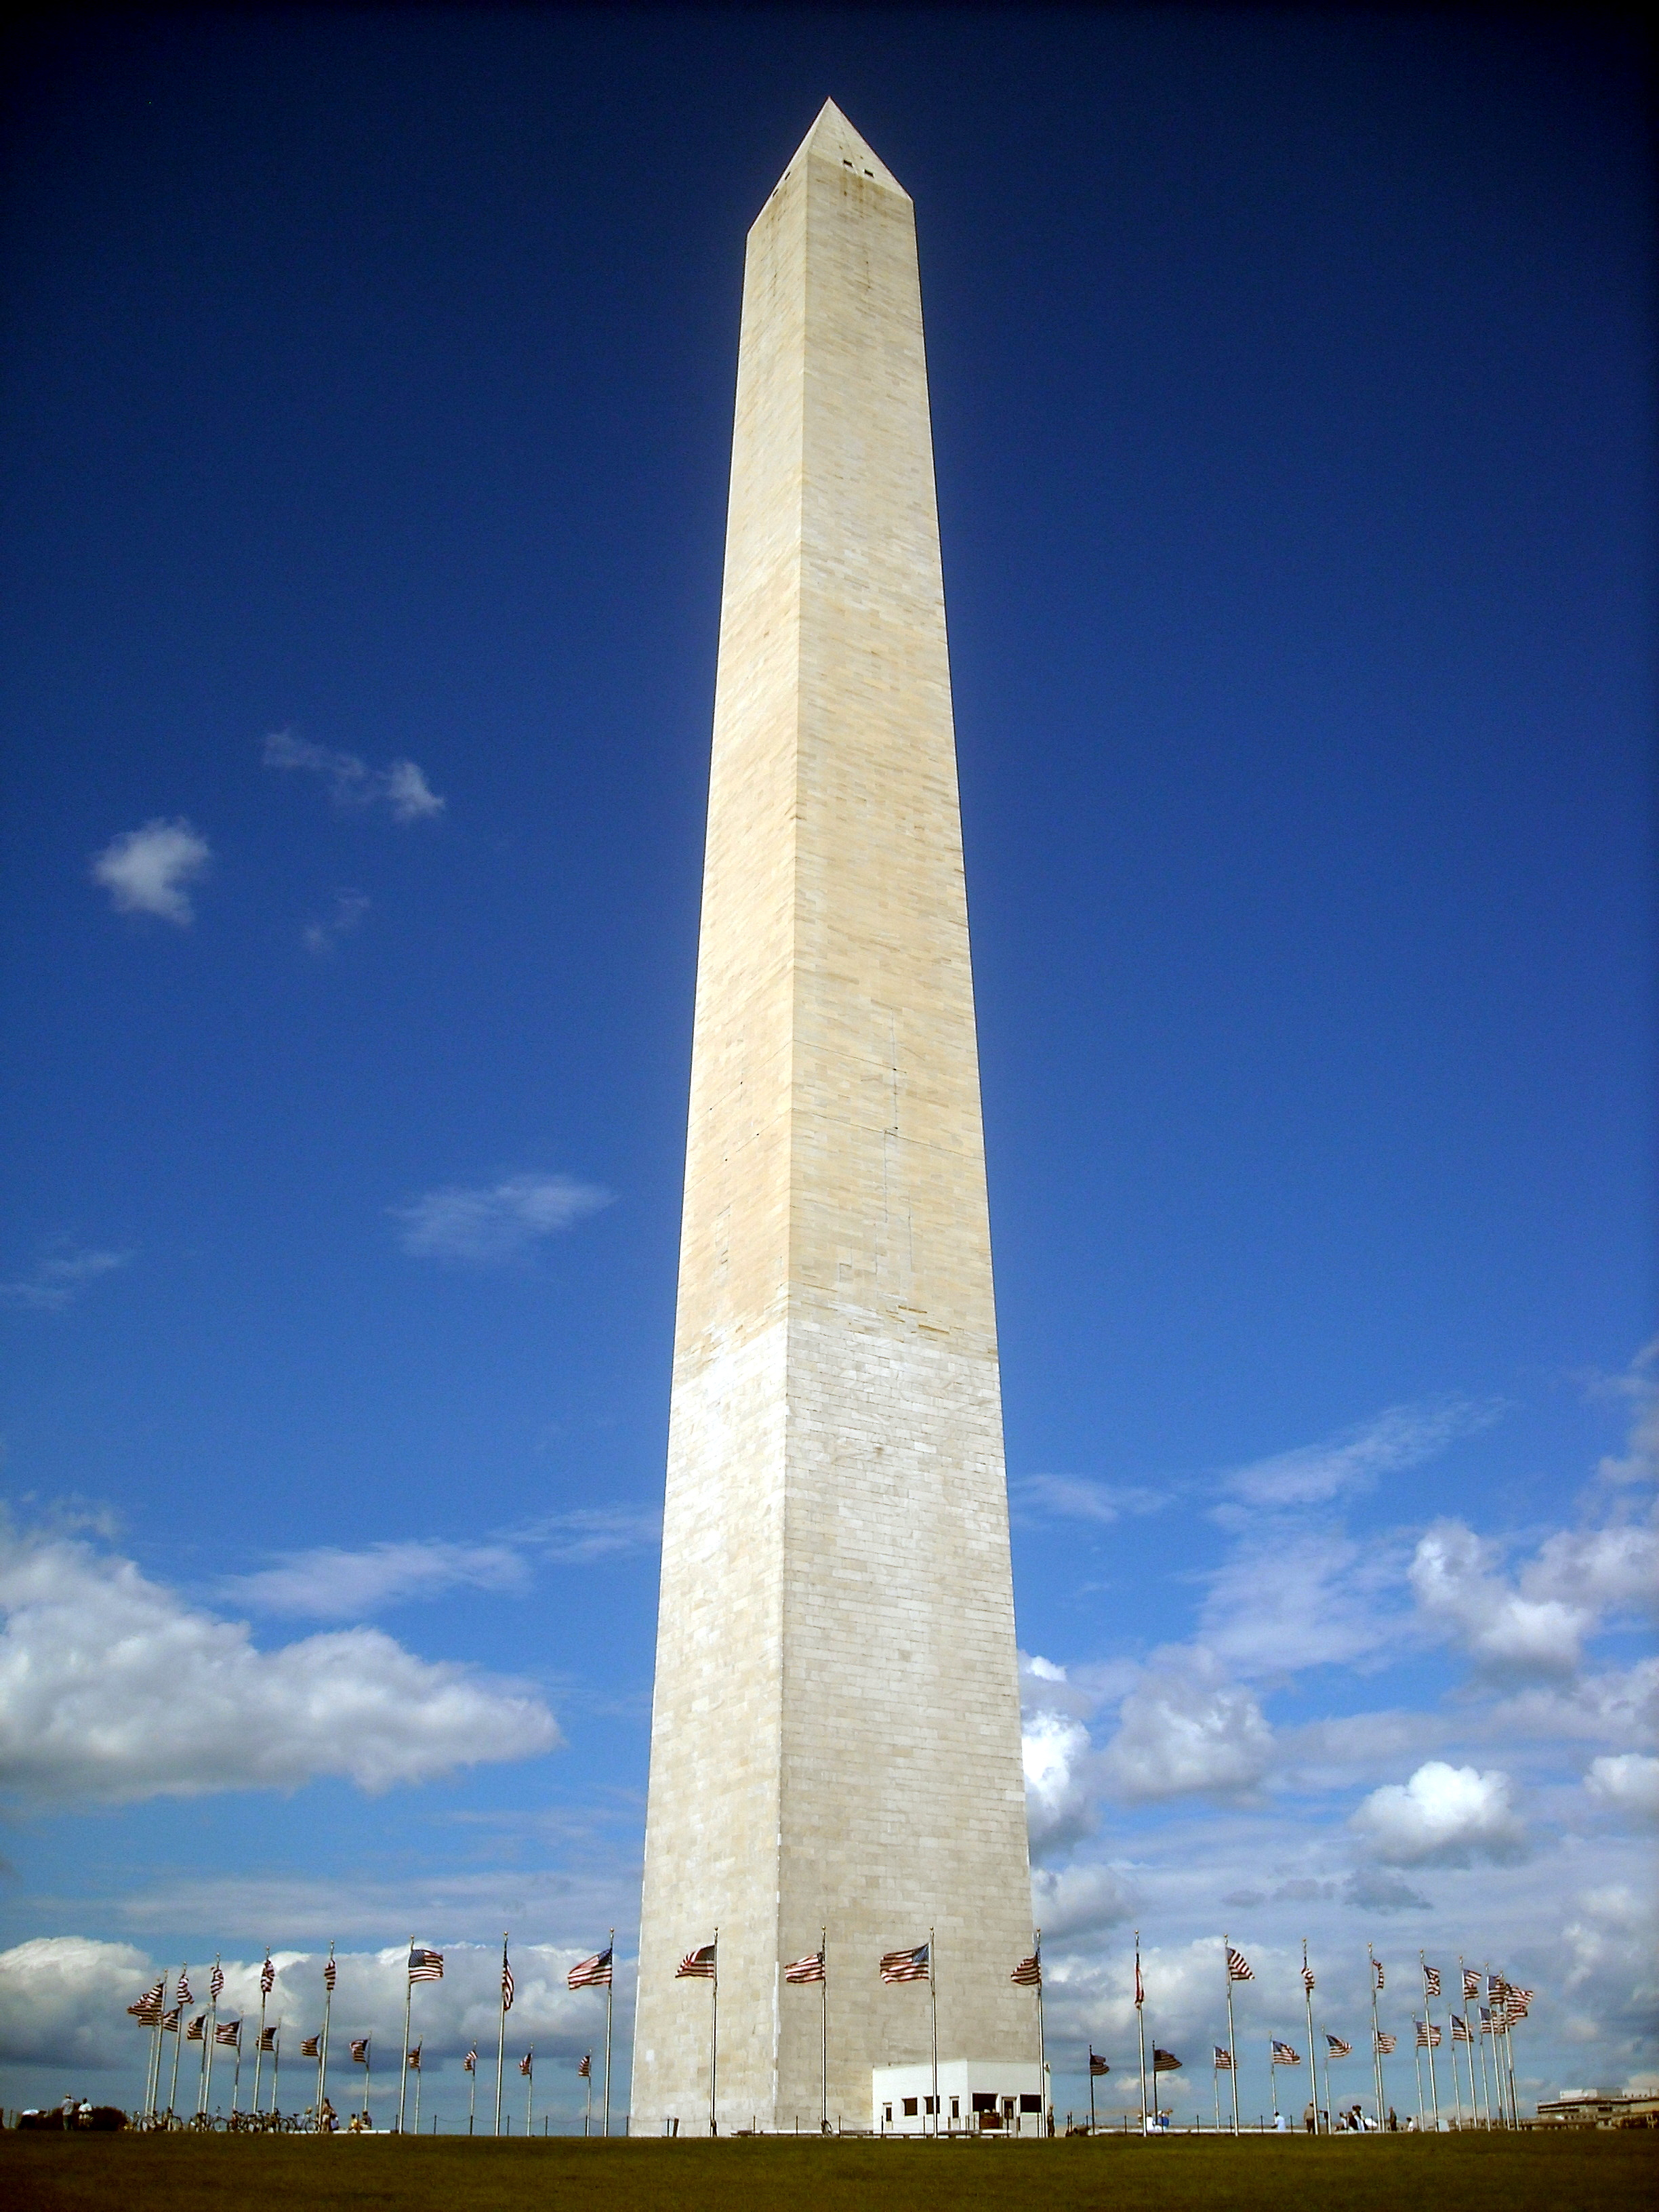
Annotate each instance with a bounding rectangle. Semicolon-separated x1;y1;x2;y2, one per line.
301;2036;321;2059
408;2043;422;2070
1512;1985;1535;2009
161;2009;180;2033
177;1968;193;2006
879;1943;928;1985
1134;1957;1145;2007
1463;1969;1481;2001
127;1978;165;2023
1414;2020;1441;2049
1152;2048;1182;2072
784;1950;825;1986
1374;2031;1397;2055
186;2015;207;2042
1090;2050;1111;2076
464;2048;477;2074
215;2020;241;2047
260;1954;275;1996
1488;1973;1504;1999
1227;1946;1254;1982
1010;1952;1042;1988
501;1947;515;2010
1479;2008;1495;2034
1271;2041;1300;2066
1212;2048;1232;2070
568;1946;614;1990
1326;2034;1352;2057
323;1956;337;1993
1301;1966;1316;1994
678;1944;718;1981
577;2054;592;2078
1422;1963;1441;1999
519;2049;533;2078
260;2026;278;2053
350;2037;369;2064
1451;2015;1473;2043
209;1963;224;2003
1373;1960;1385;1992
407;1946;444;1983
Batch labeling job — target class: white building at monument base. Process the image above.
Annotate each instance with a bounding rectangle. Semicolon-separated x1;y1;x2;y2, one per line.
872;2060;1045;2137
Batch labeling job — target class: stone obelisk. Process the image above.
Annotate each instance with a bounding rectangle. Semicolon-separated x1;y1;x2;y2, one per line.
632;100;1031;2136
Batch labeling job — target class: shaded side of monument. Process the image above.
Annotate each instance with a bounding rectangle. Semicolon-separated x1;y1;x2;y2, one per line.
631;99;1033;2136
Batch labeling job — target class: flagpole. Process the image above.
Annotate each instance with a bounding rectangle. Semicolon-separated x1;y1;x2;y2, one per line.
319;1943;335;2132
1269;2041;1279;2126
1368;1946;1384;2129
525;2049;533;2136
821;1926;829;2135
1412;2023;1424;2127
1134;1931;1147;2135
1420;1953;1441;2131
468;2055;476;2135
271;2025;281;2118
1302;1940;1317;2133
1034;1929;1046;2138
398;1936;413;2134
254;1963;268;2118
1223;1937;1241;2134
928;1927;939;2139
1089;2049;1098;2135
495;1934;509;2138
203;1957;220;2120
604;1927;615;2139
584;2056;592;2136
414;2053;422;2135
710;1925;720;2137
1474;1975;1494;2129
167;1975;185;2124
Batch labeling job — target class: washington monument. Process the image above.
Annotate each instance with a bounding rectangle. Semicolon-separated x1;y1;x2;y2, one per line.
632;100;1033;2134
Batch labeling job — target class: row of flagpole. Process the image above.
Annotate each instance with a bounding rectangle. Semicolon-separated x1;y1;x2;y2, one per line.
123;1931;617;2134
1200;1935;1533;2133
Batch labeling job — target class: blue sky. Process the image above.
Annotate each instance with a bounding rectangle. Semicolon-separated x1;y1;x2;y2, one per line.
1;5;1652;2128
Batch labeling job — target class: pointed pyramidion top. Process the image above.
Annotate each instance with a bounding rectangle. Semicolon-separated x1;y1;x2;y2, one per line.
782;97;908;201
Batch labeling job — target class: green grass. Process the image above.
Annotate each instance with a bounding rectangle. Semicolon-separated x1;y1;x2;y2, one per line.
3;2129;1653;2212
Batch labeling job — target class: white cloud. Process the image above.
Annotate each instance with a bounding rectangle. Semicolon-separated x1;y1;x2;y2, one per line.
1224;1397;1501;1509
90;818;211;924
1585;1754;1659;1822
392;1174;613;1263
0;1523;558;1804
1023;1711;1094;1856
1350;1760;1526;1867
1525;1521;1658;1620
1202;1528;1408;1675
1030;1862;1132;1942
1012;1474;1168;1524
264;731;445;823
222;1512;661;1622
0;1937;158;2068
1099;1647;1273;1801
0;1245;131;1313
223;1540;531;1620
1410;1520;1590;1675
1589;1340;1658;1488
303;888;370;955
1488;1657;1659;1748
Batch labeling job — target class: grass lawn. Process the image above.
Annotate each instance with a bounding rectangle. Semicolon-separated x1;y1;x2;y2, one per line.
4;2129;1653;2212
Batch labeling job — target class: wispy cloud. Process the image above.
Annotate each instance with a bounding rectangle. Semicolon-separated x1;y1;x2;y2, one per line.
1012;1473;1170;1525
223;1540;531;1620
90;818;211;924
0;1245;133;1313
303;888;370;955
224;1510;661;1621
391;1174;613;1263
264;730;445;823
1223;1397;1504;1511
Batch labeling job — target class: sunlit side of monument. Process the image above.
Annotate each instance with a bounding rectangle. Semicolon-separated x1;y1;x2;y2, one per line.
631;100;1033;2136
